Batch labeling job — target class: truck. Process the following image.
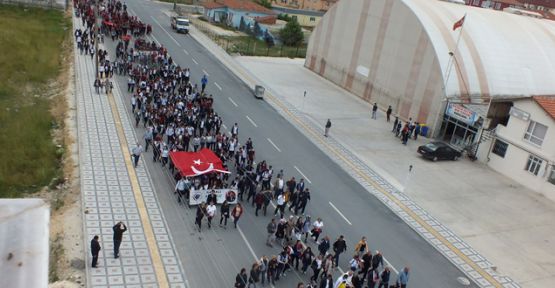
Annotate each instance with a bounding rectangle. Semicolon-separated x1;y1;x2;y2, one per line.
171;16;190;34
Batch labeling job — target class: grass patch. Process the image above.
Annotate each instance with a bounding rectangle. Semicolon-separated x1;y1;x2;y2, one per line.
0;5;70;197
217;36;307;58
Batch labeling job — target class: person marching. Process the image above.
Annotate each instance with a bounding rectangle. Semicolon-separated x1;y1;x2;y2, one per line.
232;203;244;228
220;200;230;228
206;201;217;229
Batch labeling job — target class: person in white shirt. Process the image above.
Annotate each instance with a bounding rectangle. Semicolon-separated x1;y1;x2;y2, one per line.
206;202;217;228
312;218;324;242
274;194;286;219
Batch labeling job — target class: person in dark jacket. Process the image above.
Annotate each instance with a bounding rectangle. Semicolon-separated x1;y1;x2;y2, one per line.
318;236;330;256
301;247;314;274
371;250;384;272
377;266;391;288
249;262;261;285
351;272;363;288
319;273;333;288
235;268;248;288
332;235;347;267
295;188;311;215
219;200;230;227
112;221;127;258
90;235;101;268
195;202;206;232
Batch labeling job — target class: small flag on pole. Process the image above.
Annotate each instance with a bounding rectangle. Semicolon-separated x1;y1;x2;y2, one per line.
453;15;466;31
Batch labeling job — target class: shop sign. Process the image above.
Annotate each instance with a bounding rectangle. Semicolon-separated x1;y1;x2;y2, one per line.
446;103;479;125
509;106;530;121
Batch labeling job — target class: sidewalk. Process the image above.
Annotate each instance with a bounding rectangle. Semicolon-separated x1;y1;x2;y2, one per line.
73;17;187;287
235;56;555;288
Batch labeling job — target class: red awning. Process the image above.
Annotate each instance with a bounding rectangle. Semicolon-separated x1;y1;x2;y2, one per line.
170;148;229;177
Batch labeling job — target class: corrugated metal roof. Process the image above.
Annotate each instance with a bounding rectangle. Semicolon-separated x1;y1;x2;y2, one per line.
404;0;555;100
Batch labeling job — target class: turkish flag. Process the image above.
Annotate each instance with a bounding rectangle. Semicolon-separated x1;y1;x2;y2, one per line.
170;148;229;177
453;15;465;31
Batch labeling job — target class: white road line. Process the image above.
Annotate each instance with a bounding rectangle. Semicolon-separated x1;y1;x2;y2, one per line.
237;227;259;261
151;35;161;45
329;202;352;225
228;97;238;107
214;82;222;91
246;115;258;127
267;138;281;152
222;124;227;130
293;166;312;184
183;48;189;55
192;58;198;65
202;69;210;76
150;16;181;47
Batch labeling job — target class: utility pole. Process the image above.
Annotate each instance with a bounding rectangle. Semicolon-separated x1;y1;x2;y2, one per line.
95;0;100;78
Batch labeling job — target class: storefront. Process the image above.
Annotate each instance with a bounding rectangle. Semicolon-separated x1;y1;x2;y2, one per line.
439;102;483;150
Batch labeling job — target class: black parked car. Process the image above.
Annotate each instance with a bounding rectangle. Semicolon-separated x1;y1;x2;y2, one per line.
417;142;461;161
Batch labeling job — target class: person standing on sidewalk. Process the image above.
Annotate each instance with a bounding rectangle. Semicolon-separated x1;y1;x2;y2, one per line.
112;221;127;258
324;119;332;137
131;143;143;168
90;235;101;268
372;103;378;119
386;106;392;122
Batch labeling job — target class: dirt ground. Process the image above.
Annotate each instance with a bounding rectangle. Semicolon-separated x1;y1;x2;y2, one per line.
44;10;85;288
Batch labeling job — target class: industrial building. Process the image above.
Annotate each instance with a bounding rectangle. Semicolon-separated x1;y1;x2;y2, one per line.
305;0;555;196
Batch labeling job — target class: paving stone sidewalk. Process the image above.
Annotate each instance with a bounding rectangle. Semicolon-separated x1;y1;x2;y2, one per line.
73;16;187;288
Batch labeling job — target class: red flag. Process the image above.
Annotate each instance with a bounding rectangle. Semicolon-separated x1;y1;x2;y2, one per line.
169;148;230;177
453;15;465;31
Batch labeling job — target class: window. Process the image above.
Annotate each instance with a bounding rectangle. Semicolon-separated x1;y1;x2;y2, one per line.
548;166;555;185
472;0;480;5
525;155;543;176
524;121;547;146
310;17;316;22
492;139;508;158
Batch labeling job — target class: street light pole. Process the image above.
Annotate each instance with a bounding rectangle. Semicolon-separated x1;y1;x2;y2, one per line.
95;0;99;78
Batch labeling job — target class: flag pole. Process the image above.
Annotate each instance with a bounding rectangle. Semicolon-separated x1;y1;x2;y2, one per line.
444;13;467;103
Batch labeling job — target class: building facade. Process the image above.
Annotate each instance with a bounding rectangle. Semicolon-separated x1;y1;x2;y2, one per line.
484;97;555;199
305;0;555;197
272;0;339;11
272;6;325;27
203;0;276;28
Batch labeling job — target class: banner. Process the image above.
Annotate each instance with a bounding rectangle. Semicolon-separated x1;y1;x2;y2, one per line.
446;103;479;125
189;188;238;206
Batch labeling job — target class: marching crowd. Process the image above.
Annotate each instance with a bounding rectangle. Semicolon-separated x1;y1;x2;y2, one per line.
76;0;411;287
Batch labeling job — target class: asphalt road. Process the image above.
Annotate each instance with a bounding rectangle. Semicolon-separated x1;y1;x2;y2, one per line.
106;1;479;287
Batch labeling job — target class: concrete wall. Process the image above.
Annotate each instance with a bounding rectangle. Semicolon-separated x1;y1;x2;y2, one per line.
488;99;555;200
304;0;445;135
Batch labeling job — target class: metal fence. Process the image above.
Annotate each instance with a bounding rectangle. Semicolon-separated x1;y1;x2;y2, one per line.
0;0;66;9
191;18;307;58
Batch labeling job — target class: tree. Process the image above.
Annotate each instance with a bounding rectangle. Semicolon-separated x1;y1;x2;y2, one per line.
255;0;272;9
279;18;303;46
239;16;246;31
254;22;262;37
